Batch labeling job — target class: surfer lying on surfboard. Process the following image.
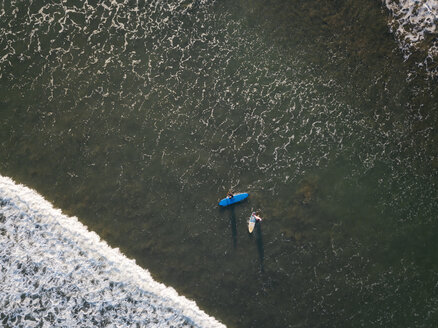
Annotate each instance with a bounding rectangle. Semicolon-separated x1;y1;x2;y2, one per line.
251;212;262;222
248;212;262;233
218;192;248;207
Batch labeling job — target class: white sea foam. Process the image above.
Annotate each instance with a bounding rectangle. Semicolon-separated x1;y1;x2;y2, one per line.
384;0;437;72
0;175;225;327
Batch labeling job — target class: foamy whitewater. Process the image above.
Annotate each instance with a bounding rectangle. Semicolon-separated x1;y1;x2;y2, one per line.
0;175;225;327
384;0;437;70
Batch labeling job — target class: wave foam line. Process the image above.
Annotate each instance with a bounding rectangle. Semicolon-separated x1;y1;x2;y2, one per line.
384;0;437;63
0;175;225;328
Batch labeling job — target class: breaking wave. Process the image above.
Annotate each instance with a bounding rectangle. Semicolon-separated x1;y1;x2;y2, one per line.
384;0;438;75
0;175;225;328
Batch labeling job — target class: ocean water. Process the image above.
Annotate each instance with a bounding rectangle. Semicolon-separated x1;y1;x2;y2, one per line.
1;0;437;327
0;175;225;327
384;0;438;72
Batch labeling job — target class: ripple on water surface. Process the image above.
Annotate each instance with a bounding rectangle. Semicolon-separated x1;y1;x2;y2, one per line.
1;0;438;327
0;175;225;328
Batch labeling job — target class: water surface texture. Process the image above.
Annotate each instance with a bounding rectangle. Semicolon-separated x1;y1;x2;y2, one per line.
0;176;225;327
1;0;438;327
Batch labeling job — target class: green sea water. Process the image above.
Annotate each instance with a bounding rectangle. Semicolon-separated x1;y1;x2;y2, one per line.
1;0;437;327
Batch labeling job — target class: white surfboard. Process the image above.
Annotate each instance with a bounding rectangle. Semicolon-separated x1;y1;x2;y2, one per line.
248;214;257;233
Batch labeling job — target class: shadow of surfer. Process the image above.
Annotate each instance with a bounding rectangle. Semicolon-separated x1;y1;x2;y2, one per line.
229;206;237;249
255;221;265;273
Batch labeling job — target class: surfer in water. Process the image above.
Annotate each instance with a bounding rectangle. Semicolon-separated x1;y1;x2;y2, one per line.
252;212;262;222
227;191;234;198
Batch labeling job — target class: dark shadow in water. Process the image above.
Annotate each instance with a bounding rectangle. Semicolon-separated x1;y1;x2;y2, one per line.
228;206;237;249
255;221;265;273
220;200;248;249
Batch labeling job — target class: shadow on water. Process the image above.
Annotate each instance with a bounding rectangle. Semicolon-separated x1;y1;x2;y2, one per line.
228;206;237;249
255;221;264;273
220;197;249;249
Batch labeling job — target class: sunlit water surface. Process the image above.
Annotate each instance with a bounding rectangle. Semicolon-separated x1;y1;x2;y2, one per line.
1;0;437;327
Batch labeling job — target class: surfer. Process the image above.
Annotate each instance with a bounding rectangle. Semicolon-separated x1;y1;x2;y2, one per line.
248;212;262;233
252;212;262;222
218;192;248;207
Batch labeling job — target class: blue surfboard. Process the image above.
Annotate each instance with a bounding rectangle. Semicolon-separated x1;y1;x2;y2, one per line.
218;193;249;207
